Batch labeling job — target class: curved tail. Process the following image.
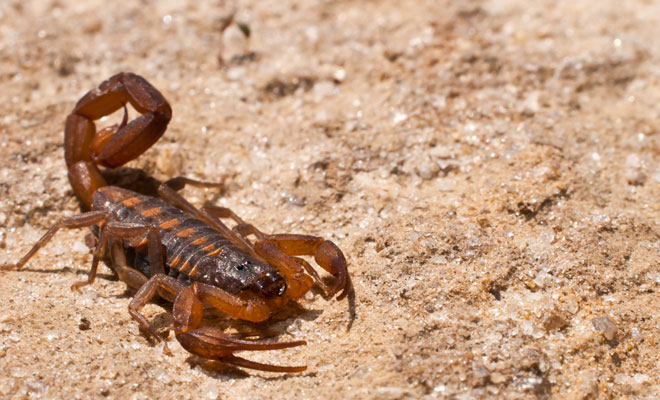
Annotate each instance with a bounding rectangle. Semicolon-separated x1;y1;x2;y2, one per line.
64;72;171;208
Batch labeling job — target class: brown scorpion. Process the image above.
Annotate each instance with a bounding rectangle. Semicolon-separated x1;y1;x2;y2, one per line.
1;72;349;372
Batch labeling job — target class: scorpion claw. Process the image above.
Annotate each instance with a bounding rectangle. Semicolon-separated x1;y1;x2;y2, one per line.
177;326;306;351
252;235;349;300
219;355;307;373
175;327;306;372
314;240;349;299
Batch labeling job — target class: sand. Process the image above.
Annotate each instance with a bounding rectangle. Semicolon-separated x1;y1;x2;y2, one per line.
1;0;660;398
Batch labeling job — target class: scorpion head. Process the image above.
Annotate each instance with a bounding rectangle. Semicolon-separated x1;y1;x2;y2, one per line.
204;252;287;298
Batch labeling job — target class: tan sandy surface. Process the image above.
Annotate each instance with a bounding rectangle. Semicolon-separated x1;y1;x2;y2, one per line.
1;0;660;399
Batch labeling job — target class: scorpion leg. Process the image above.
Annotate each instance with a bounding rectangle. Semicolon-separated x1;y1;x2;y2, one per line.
97;221;178;304
101;222;166;276
163;176;225;192
93;221;178;353
67;219;179;353
129;274;185;353
173;283;307;372
0;211;108;271
70;221;111;292
108;238;151;291
72;220;168;293
202;205;348;299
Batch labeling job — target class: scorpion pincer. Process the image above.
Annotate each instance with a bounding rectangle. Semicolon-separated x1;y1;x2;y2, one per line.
1;72;349;373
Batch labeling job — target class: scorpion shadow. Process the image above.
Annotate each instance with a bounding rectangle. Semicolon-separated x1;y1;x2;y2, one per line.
101;167;165;198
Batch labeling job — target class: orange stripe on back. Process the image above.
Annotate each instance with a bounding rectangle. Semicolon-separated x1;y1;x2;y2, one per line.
207;248;222;256
176;228;196;238
141;208;162;218
122;197;142;207
179;259;192;273
159;219;181;229
192;237;208;245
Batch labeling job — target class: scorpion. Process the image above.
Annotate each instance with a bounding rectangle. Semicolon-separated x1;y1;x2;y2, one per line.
1;72;349;373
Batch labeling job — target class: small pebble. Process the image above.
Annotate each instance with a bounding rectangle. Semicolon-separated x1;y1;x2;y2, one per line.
591;315;617;340
79;317;91;331
392;110;408;124
490;372;507;384
333;68;346;82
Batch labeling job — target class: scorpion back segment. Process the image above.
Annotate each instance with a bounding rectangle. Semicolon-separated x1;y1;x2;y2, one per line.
1;72;350;373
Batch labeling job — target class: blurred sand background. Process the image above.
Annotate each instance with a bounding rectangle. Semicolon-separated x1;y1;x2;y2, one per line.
1;0;660;398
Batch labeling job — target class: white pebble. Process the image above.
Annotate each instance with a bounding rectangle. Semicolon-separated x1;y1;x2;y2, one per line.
591;315;617;340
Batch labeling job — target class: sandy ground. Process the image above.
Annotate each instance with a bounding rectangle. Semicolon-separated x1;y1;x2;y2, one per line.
1;0;660;399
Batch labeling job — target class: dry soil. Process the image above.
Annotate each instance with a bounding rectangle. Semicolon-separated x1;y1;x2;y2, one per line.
1;0;660;399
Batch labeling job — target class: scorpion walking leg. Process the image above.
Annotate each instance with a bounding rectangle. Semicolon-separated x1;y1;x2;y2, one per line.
163;176;225;192
77;221;181;353
91;221;178;353
70;221;111;292
203;205;349;299
0;211;108;271
173;282;307;372
102;222;166;276
129;274;185;353
100;221;179;304
108;238;151;291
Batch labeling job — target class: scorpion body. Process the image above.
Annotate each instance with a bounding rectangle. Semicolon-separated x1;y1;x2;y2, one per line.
95;186;288;300
1;73;349;373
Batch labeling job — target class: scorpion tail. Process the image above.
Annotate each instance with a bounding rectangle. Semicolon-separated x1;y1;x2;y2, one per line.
65;73;172;207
